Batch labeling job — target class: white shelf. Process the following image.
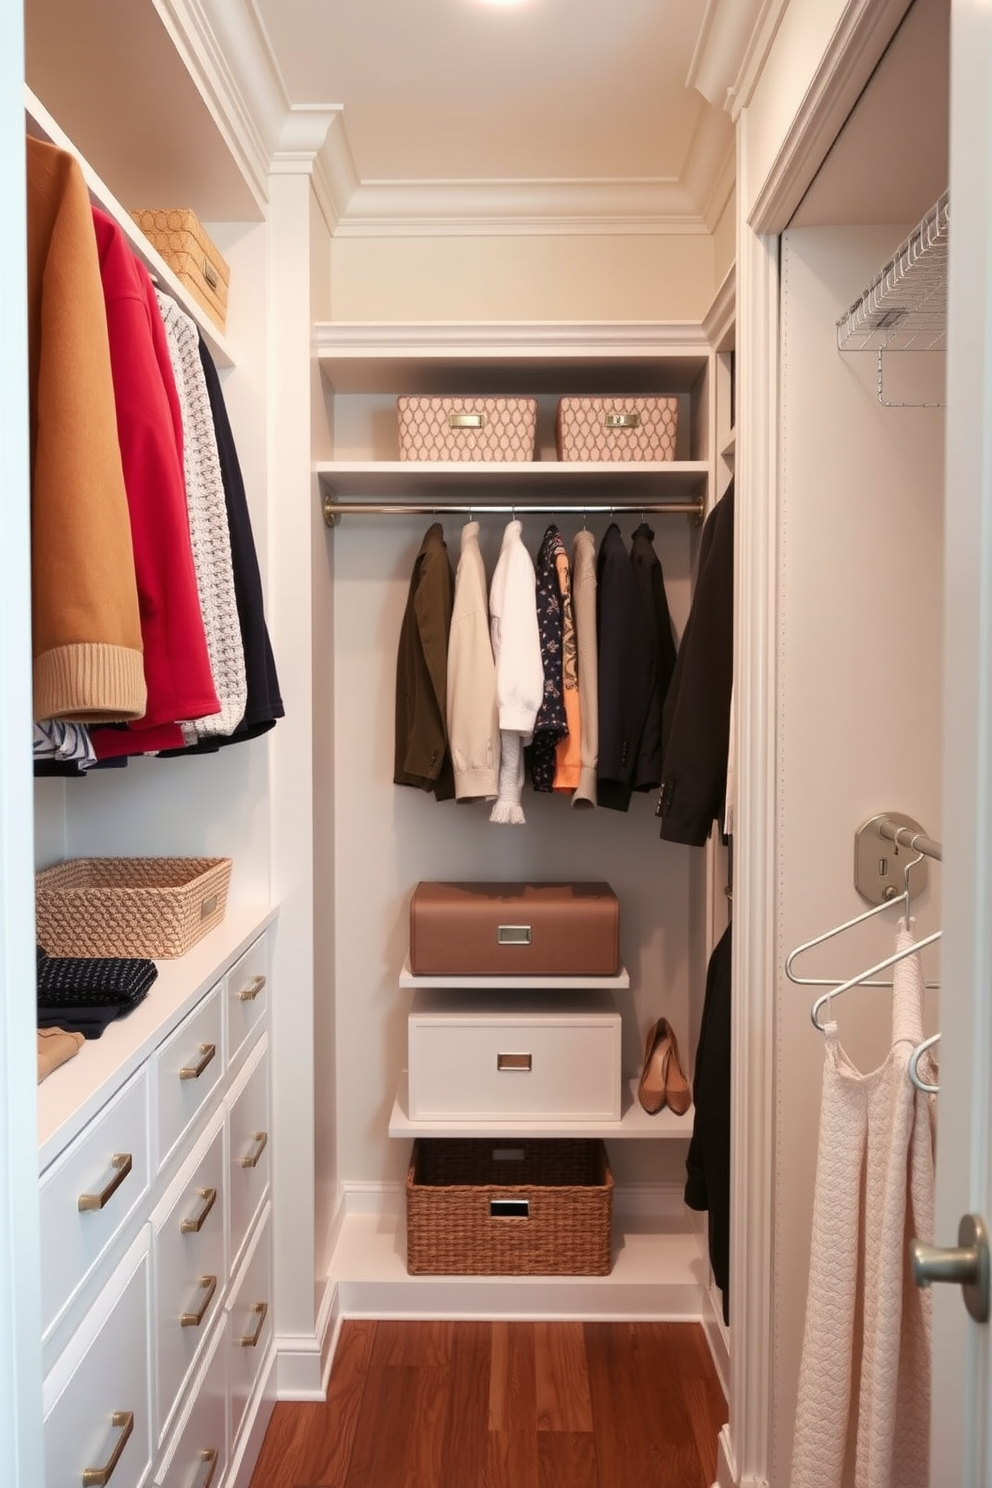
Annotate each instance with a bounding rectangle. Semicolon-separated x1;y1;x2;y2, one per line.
317;460;709;502
836;192;949;351
38;904;277;1170
327;1204;705;1320
388;1072;693;1139
398;956;631;990
25;85;235;371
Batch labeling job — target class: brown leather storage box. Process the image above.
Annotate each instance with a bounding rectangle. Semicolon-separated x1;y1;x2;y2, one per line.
408;882;620;978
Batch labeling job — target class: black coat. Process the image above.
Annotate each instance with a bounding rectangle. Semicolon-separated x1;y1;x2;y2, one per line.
657;483;734;845
684;920;732;1323
629;521;677;792
595;523;653;812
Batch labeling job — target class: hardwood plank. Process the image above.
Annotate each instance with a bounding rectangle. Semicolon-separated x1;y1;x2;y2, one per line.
537;1431;599;1488
438;1323;491;1488
484;1429;539;1488
681;1375;726;1484
248;1401;328;1488
534;1321;593;1433
487;1322;536;1435
584;1322;705;1488
344;1351;420;1488
373;1316;455;1369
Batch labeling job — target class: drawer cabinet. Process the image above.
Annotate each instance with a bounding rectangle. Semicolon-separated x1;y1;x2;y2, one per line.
407;989;622;1121
38;917;276;1488
228;1035;270;1275
155;983;224;1172
43;1229;153;1488
152;1112;227;1443
40;1066;151;1343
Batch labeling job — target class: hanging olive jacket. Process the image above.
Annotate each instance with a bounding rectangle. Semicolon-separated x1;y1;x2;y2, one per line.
394;522;455;801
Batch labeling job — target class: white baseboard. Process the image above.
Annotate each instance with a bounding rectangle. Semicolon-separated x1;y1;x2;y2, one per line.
273;1330;324;1398
716;1424;737;1488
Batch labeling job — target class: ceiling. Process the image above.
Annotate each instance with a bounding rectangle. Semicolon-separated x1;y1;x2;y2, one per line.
251;0;735;236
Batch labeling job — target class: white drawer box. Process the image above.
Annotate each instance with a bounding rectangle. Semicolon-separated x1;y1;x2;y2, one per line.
43;1229;152;1488
407;989;622;1121
227;1200;272;1451
152;1111;227;1444
155;982;224;1172
228;1036;270;1274
226;935;268;1070
40;1067;151;1342
155;1308;228;1488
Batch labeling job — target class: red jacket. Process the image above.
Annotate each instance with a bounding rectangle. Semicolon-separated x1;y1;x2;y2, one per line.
89;208;218;751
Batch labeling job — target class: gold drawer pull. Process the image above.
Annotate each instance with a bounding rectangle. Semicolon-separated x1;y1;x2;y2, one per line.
180;1043;217;1081
78;1153;132;1212
201;259;219;290
237;1300;268;1347
180;1187;218;1234
181;1274;218;1327
82;1409;133;1486
449;412;483;429
497;924;531;945
197;1447;219;1488
497;1053;532;1072
604;411;640;429
236;1131;268;1169
238;974;266;1002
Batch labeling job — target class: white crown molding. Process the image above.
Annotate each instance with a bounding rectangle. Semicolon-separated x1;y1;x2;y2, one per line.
682;104;737;230
746;0;912;233
703;264;736;347
315;320;711;357
687;0;767;110
727;0;791;120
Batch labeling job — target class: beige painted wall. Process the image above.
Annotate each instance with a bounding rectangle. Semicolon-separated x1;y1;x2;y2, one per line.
713;187;736;287
329;232;717;322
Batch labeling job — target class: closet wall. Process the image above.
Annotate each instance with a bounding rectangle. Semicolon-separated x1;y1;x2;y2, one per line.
753;0;949;1478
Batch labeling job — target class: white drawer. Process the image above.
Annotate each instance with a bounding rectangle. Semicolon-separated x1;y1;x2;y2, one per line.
155;983;223;1172
226;934;268;1071
228;1036;269;1275
40;1068;151;1342
407;989;622;1121
227;1201;272;1451
152;1111;227;1444
43;1229;152;1488
154;1310;228;1488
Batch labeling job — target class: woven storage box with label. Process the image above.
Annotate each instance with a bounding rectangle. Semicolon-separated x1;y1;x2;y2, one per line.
397;396;537;461
35;857;232;959
556;395;679;461
130;209;230;332
409;881;620;978
406;1138;613;1275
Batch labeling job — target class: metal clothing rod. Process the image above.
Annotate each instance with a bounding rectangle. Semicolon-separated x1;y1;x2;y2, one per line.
323;497;705;527
876;816;943;862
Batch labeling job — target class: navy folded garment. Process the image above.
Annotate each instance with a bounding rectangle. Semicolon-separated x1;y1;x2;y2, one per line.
37;994;149;1039
36;949;158;1008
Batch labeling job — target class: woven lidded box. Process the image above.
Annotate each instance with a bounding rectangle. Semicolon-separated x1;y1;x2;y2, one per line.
397;396;538;461
130;208;230;332
35;857;232;959
556;395;680;461
405;1137;613;1275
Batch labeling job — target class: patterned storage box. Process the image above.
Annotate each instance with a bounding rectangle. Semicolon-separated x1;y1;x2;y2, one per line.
397;395;538;461
130;208;230;332
405;1137;613;1276
556;395;680;461
35;856;232;959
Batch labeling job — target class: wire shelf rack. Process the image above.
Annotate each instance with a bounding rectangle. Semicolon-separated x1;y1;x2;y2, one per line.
836;192;949;352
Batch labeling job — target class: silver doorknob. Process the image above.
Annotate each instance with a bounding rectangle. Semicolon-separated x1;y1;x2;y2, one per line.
910;1212;990;1323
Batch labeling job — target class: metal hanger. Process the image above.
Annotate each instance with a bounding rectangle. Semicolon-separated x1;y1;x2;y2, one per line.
809;928;941;1032
908;1031;940;1094
786;844;938;992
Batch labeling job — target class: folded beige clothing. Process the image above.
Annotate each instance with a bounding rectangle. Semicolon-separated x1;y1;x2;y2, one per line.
38;1026;85;1083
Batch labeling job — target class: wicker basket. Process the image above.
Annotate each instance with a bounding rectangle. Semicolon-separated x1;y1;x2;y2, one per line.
35;857;232;959
130;208;230;332
405;1138;613;1275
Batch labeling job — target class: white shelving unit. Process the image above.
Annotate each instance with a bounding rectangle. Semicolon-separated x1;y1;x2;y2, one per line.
398;957;631;990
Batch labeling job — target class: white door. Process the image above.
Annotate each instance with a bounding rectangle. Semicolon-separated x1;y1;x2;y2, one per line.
928;1;992;1480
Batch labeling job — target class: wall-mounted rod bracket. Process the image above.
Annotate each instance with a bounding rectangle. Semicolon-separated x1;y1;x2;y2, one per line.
854;812;938;906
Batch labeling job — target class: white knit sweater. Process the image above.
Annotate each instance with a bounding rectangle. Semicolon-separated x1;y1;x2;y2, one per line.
791;919;935;1488
488;519;542;824
156;292;247;741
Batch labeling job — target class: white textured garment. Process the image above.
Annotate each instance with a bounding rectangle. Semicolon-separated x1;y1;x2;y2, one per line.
156;292;247;741
791;919;935;1488
446;520;499;801
488;519;542;825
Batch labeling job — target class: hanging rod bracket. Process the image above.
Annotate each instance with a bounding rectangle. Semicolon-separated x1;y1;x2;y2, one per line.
854;812;932;906
322;491;341;528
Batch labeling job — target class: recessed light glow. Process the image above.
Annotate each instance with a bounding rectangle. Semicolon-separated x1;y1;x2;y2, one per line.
477;0;531;7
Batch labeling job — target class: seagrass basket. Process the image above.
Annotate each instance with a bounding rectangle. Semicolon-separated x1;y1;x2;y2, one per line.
130;208;230;332
405;1137;613;1275
35;857;232;959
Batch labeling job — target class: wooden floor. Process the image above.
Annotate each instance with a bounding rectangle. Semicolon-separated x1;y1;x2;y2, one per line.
250;1319;727;1488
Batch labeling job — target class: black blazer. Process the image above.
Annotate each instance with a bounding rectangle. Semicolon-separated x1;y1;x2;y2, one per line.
629;521;677;792
595;523;653;812
658;484;734;845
